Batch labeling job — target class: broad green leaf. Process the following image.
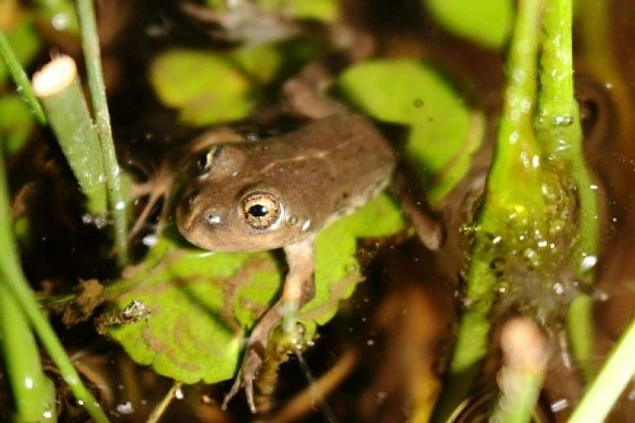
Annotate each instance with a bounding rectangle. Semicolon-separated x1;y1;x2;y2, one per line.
150;49;254;125
105;192;404;384
422;0;513;50
335;59;480;203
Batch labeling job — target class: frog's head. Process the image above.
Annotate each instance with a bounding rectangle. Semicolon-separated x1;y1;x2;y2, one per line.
176;145;308;252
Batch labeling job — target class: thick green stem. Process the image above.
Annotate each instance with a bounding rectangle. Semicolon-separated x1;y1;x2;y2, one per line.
0;284;57;422
76;0;129;265
431;1;546;420
0;146;111;423
32;55;108;215
0;31;47;126
536;0;598;384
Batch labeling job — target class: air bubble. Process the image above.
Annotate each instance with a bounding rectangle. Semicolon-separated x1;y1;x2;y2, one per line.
346;263;358;273
553;115;574;126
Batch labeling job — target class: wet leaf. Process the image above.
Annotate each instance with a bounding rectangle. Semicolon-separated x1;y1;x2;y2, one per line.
150;49;254;125
104;192;404;384
422;0;513;50
334;59;480;203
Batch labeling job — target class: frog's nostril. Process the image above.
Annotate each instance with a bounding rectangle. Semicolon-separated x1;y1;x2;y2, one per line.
185;188;200;208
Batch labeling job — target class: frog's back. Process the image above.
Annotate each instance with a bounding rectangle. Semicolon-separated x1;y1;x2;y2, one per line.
247;112;396;229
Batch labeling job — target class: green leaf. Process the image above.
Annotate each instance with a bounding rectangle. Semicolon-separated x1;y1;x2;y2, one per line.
150;49;254;125
105;193;404;384
422;0;513;50
334;59;480;203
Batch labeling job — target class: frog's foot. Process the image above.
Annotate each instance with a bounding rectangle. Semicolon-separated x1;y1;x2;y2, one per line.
221;339;266;413
222;306;283;413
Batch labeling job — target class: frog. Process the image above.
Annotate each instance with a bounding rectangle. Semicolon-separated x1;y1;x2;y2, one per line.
175;70;443;413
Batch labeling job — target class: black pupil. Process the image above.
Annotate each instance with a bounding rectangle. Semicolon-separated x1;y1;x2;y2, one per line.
248;204;268;217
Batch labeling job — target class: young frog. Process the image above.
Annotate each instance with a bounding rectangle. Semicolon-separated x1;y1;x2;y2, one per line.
175;76;442;412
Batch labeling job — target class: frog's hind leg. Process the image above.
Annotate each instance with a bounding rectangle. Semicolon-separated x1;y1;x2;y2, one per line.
222;238;316;413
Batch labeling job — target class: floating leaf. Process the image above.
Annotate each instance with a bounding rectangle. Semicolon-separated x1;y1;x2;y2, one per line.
334;59;481;203
105;192;404;384
150;49;254;125
422;0;513;50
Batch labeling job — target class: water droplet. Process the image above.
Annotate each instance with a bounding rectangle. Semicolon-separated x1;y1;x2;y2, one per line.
580;255;597;272
413;98;424;108
553;282;565;295
116;401;134;414
301;219;312;232
51;13;71;31
367;339;375;346
115;201;126;210
142;234;158;246
346;263;358;273
553;115;574;126
550;398;569;412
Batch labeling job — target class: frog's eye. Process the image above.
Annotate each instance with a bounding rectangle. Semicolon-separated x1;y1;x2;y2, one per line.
240;191;282;230
195;146;222;175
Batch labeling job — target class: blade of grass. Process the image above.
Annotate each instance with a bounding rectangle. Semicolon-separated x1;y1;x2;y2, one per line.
568;318;635;423
0;145;111;423
75;0;129;265
0;31;46;125
0;283;57;422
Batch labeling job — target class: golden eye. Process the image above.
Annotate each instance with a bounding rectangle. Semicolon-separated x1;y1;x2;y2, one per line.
240;191;282;230
195;146;222;175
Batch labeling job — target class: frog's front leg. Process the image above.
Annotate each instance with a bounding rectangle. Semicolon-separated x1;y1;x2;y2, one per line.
222;238;316;413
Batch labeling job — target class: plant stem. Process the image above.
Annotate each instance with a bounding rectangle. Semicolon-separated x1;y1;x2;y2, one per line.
490;318;548;423
75;0;129;265
32;55;108;215
431;1;545;421
0;31;46;126
0;145;111;423
536;0;598;384
568;318;635;423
